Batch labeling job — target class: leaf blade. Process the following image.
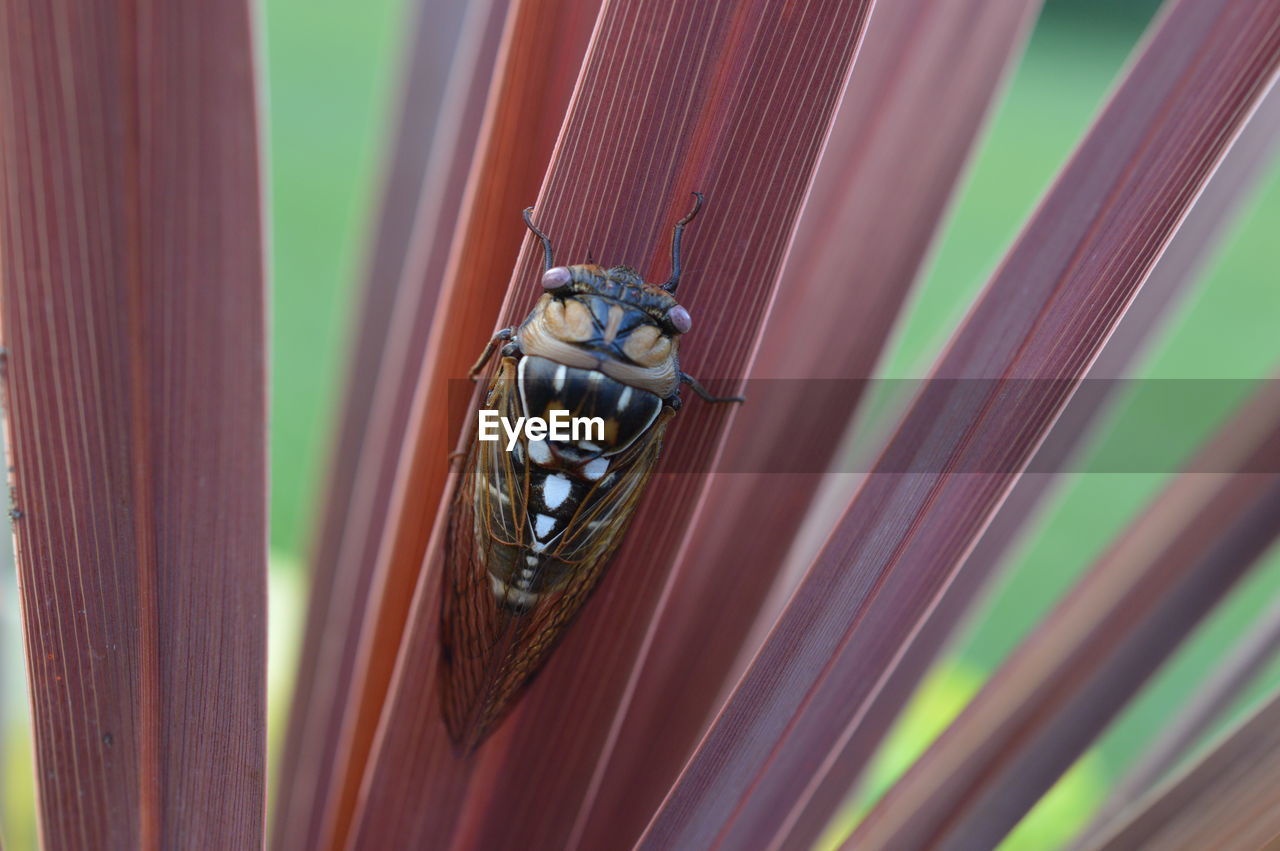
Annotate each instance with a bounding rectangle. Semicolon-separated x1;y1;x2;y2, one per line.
794;61;1280;849
851;378;1280;849
309;0;604;845
0;2;266;845
640;1;1280;847
346;0;878;847
270;1;508;847
1085;681;1280;850
567;0;1043;845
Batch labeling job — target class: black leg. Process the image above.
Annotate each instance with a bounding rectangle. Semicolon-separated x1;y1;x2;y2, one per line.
661;192;704;293
681;371;744;404
523;207;554;271
469;328;515;380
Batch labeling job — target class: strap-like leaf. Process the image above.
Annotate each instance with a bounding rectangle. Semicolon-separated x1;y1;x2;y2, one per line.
851;378;1280;849
1;3;266;845
1084;679;1280;850
270;1;511;848
569;1;1043;846
641;1;1280;847
346;0;877;847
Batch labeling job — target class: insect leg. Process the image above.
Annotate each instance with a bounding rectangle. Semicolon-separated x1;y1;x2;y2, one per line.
523;207;555;271
661;191;704;293
681;371;744;404
469;328;516;380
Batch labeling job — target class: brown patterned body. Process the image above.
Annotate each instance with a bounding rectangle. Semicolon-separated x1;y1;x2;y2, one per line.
439;198;739;750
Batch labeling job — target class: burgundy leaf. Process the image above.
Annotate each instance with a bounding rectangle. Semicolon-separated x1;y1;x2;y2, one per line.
640;1;1280;847
792;62;1280;849
567;1;1042;846
313;0;602;845
271;1;511;847
1080;583;1280;844
850;376;1280;849
346;0;877;847
1084;675;1280;850
1;2;266;845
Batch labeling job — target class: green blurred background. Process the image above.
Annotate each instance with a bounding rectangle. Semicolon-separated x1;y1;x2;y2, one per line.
5;0;1280;847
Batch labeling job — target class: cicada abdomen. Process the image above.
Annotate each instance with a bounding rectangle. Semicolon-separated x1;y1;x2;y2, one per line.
440;193;742;750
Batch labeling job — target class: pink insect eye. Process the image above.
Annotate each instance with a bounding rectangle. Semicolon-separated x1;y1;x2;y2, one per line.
542;267;572;289
669;305;692;334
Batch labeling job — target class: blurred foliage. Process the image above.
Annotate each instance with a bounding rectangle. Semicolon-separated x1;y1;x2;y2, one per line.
816;663;1108;850
264;0;410;557
879;0;1280;786
267;557;306;823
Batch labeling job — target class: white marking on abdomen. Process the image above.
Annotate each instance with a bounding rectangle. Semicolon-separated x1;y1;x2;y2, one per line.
582;457;609;481
543;473;571;509
554;364;567;391
528;439;552;464
490;575;540;607
617;386;632;411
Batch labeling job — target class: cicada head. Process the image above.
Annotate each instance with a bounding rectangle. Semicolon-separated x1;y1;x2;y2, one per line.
517;264;691;398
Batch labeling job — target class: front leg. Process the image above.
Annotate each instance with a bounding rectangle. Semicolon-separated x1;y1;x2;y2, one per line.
469;327;518;381
681;372;745;404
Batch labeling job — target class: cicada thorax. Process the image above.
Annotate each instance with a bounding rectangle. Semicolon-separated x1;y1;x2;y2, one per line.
440;264;687;750
518;269;683;397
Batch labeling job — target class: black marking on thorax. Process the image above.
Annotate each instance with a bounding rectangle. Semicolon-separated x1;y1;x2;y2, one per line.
517;356;661;463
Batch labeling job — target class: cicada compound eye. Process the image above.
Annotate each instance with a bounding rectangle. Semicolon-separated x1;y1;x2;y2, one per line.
542;266;572;290
668;304;692;334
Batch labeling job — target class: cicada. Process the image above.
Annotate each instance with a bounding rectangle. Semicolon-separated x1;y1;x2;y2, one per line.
440;193;741;750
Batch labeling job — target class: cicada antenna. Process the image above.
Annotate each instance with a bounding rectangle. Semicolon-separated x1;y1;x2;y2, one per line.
660;191;704;293
523;207;555;271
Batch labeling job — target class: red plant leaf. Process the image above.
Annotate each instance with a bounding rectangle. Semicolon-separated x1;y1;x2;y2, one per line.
270;1;508;847
307;0;602;846
275;0;471;824
0;2;265;846
850;376;1280;849
640;1;1280;847
345;0;877;847
791;62;1280;849
1080;579;1280;843
567;0;1042;846
1083;680;1280;850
